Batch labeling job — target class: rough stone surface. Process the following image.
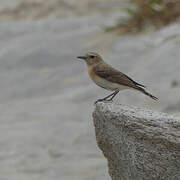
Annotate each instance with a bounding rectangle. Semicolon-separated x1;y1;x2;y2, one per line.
93;102;180;180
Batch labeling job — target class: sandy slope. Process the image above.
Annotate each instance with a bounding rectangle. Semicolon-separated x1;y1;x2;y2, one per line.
0;0;124;21
0;1;179;180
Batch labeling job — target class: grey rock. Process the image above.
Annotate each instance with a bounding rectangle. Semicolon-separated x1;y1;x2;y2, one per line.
93;102;180;180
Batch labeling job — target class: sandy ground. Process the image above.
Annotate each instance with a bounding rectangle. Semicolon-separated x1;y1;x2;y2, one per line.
0;0;126;21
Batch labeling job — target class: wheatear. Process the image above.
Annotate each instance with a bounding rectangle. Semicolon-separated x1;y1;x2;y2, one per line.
77;52;158;104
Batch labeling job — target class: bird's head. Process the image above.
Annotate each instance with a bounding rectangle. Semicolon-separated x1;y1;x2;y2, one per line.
77;52;103;66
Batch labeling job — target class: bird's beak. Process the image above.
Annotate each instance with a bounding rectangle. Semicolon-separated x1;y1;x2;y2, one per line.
77;56;87;60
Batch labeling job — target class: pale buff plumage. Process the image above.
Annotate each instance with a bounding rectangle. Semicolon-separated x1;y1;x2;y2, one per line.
77;52;158;103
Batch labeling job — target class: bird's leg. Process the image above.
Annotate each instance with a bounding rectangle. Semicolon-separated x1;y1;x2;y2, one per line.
109;90;119;101
101;91;117;100
94;90;119;104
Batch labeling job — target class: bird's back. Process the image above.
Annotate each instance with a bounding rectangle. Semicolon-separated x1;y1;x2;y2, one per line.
92;62;144;89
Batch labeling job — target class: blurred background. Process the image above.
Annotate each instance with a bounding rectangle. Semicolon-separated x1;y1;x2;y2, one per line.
0;0;179;180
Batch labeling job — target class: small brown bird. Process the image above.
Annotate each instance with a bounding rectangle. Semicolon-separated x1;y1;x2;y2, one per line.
77;52;158;104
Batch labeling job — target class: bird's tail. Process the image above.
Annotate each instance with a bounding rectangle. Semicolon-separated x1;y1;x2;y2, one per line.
135;86;158;101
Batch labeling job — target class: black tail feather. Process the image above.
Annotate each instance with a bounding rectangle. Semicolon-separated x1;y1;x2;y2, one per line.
136;86;158;101
143;90;158;100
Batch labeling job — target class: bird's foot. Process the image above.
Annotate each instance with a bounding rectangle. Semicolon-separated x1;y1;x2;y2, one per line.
94;98;113;105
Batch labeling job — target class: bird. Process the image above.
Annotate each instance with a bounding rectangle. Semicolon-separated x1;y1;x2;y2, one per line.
77;52;158;104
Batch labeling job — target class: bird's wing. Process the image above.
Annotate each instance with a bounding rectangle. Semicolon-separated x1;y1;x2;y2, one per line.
93;63;145;88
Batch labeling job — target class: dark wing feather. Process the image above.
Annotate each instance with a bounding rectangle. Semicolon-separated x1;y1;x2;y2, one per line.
93;63;158;100
123;74;146;88
93;63;145;89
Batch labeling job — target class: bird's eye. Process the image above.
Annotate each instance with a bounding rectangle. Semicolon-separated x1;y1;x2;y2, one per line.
89;55;95;59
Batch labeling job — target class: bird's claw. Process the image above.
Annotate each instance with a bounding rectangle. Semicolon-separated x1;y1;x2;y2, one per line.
94;99;103;105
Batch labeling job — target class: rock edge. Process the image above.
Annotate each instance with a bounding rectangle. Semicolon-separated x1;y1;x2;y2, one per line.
93;102;180;180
